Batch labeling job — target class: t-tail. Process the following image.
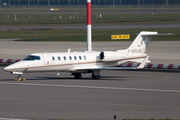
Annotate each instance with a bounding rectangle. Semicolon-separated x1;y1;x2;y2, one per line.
127;31;158;54
114;31;173;64
118;31;173;54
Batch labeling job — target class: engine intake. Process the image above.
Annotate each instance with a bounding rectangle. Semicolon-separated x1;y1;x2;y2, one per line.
100;51;105;60
99;51;126;62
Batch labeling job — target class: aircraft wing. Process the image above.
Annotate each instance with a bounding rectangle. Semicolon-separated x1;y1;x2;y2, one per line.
76;56;149;71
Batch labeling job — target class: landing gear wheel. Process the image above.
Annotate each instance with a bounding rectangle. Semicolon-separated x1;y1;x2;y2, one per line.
74;73;82;79
92;73;100;79
17;75;23;81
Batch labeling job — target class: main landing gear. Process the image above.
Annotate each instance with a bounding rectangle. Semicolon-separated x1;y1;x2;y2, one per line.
74;73;82;79
72;70;101;79
92;70;100;79
92;73;100;79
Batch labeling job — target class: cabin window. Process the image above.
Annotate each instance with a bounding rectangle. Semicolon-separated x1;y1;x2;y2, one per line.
23;55;41;61
58;57;61;61
64;56;66;61
83;56;86;60
52;57;55;61
74;56;77;60
69;56;72;60
79;56;82;60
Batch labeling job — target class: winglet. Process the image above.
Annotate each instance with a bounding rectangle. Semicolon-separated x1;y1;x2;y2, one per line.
137;56;149;69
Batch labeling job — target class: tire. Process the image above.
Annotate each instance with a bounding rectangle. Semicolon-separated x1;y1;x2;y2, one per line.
74;73;82;79
92;74;100;79
17;76;23;81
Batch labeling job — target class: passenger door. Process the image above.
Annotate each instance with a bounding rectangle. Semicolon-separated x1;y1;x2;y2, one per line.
42;53;52;65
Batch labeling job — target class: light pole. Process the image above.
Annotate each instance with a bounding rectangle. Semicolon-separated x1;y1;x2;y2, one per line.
166;0;168;5
87;0;92;51
68;0;70;6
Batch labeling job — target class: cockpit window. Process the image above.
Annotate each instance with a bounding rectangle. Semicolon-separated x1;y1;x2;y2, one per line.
23;55;41;61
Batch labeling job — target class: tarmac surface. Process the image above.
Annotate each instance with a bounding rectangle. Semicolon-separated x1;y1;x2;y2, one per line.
0;39;180;64
0;67;180;119
0;39;180;119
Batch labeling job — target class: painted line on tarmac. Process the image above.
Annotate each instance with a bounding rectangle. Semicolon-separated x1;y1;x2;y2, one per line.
0;82;180;93
0;96;180;110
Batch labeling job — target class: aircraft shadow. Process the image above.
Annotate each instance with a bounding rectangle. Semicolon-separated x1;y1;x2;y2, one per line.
28;75;128;81
0;76;127;81
0;79;16;81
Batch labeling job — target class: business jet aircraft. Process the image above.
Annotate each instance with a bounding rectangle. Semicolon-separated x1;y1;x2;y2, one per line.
4;31;172;80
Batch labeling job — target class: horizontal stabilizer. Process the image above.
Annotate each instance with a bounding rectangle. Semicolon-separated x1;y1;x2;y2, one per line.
128;58;150;63
141;33;174;36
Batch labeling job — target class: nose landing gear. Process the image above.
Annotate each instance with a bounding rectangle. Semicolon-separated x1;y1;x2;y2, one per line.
14;75;26;81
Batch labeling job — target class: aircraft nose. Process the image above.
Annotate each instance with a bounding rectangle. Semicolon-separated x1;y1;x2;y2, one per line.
4;66;12;72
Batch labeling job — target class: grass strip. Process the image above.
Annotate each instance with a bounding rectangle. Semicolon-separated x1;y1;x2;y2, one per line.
0;12;180;25
0;28;179;41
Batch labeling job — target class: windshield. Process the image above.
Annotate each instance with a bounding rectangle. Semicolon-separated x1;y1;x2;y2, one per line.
23;55;41;61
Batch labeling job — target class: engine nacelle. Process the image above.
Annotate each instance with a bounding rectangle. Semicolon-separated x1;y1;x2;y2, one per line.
99;51;126;62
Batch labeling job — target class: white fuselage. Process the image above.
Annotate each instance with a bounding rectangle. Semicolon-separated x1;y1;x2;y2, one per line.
4;51;130;74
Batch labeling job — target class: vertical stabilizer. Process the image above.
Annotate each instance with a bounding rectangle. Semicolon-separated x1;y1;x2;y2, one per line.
127;31;158;54
87;0;92;51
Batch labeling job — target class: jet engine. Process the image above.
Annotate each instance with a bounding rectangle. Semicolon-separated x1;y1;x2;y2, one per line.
99;51;126;62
